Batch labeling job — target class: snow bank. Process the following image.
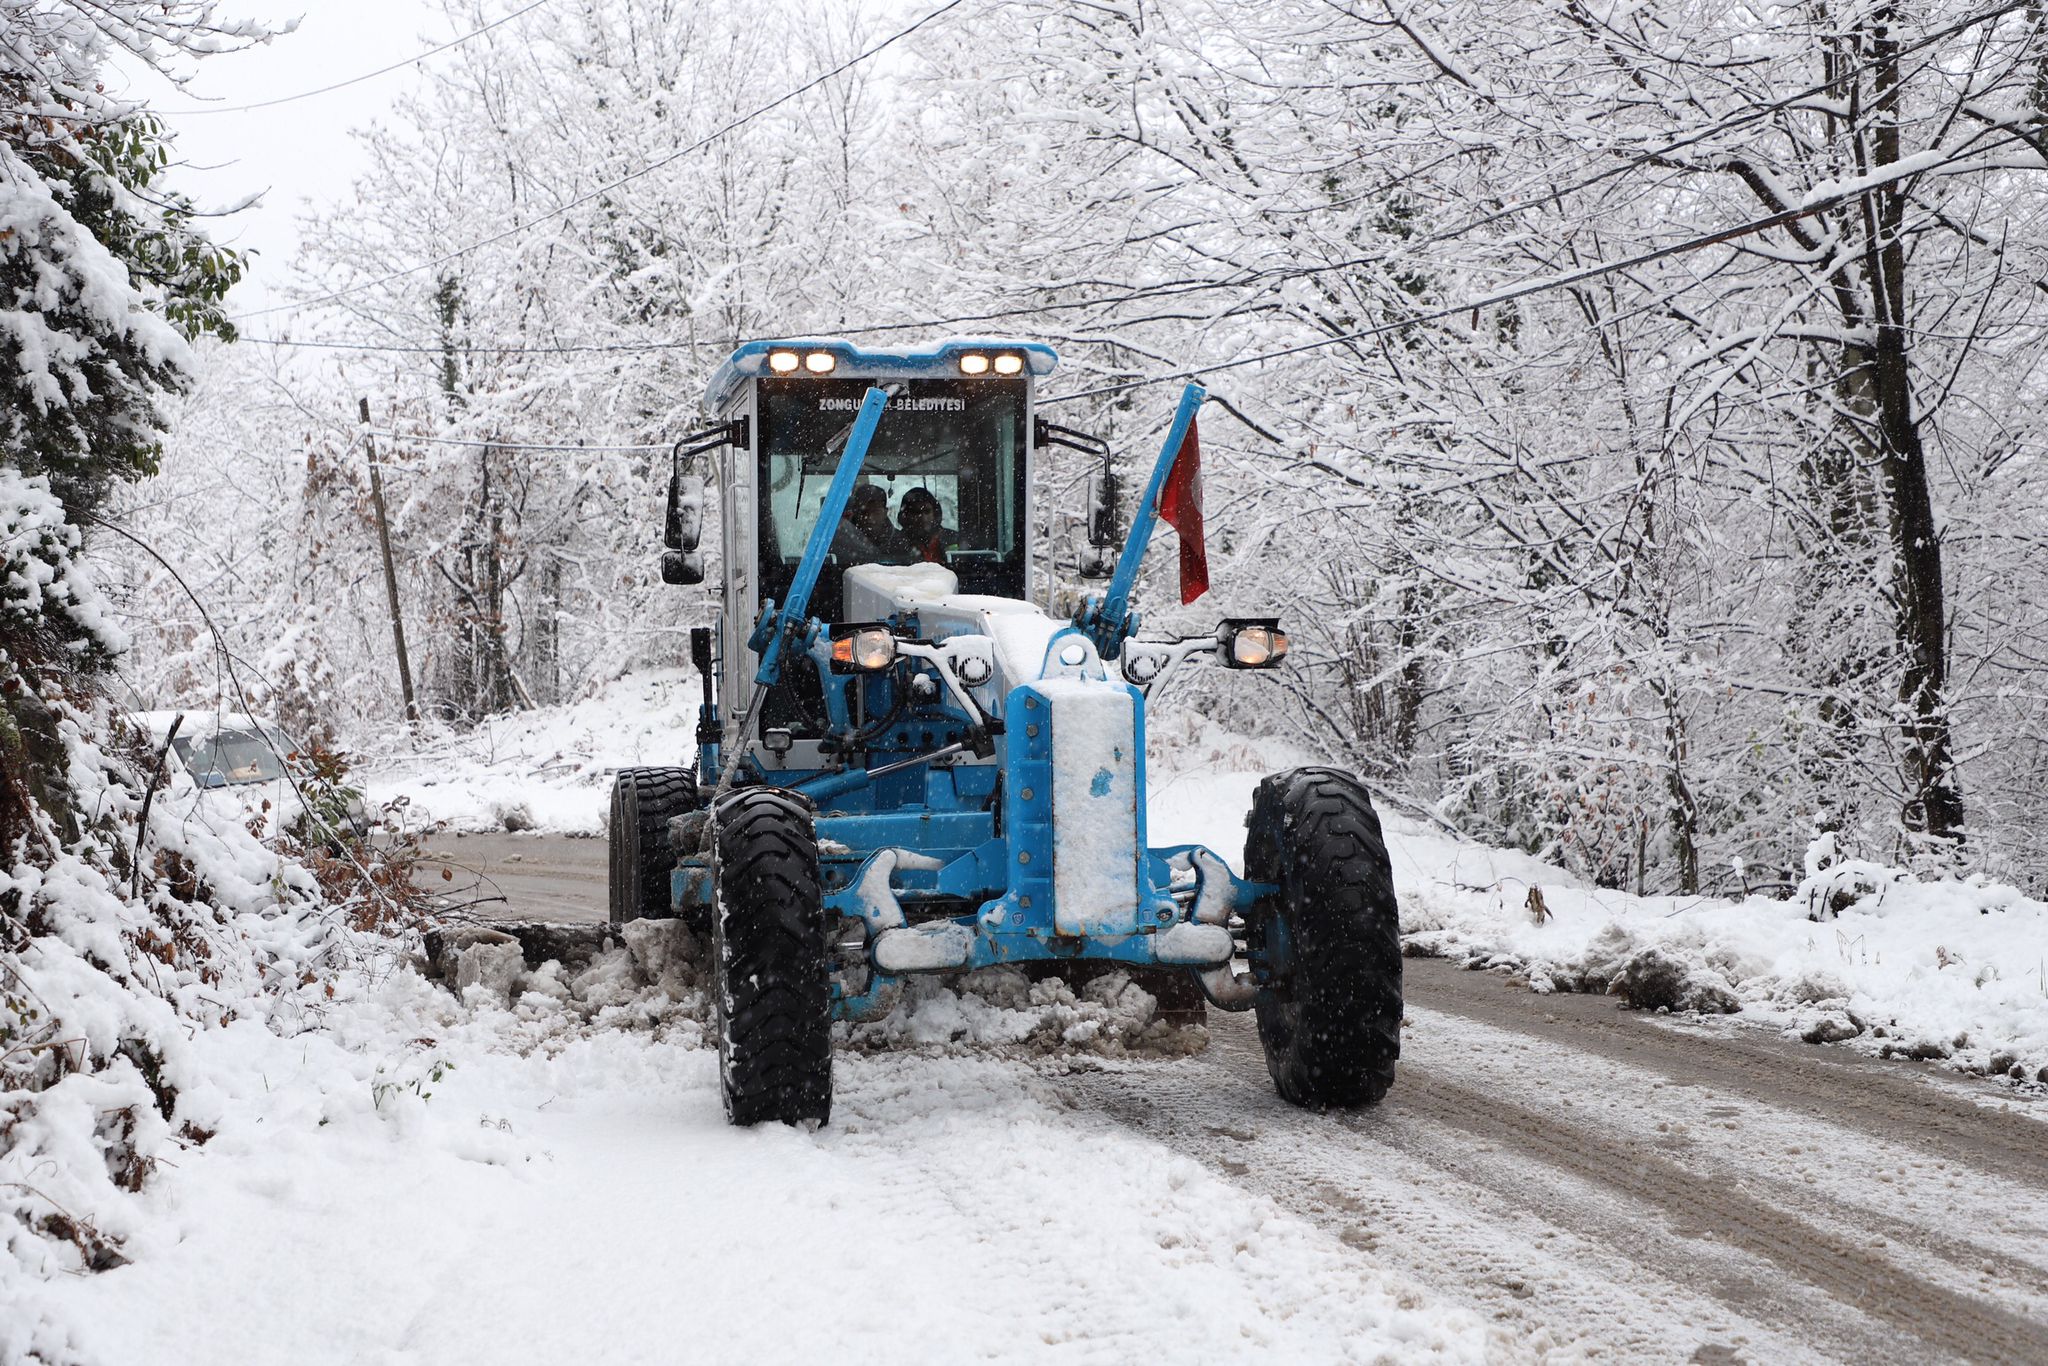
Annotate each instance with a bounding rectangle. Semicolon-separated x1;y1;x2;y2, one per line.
0;700;348;1363
1390;822;2048;1086
846;967;1206;1057
1137;705;2048;1086
354;668;700;835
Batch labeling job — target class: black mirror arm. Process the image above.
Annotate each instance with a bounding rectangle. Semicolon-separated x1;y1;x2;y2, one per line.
665;418;749;548
1033;418;1110;461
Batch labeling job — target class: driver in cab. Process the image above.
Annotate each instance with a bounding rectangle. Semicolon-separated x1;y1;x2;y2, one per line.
833;483;907;564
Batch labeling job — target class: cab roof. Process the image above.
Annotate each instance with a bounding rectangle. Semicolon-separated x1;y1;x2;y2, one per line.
704;337;1058;412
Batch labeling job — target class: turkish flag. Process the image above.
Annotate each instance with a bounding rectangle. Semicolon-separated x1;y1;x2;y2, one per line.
1156;416;1209;605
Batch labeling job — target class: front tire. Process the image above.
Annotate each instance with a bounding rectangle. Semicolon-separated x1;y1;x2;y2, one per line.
712;788;833;1127
608;766;699;933
1244;767;1403;1108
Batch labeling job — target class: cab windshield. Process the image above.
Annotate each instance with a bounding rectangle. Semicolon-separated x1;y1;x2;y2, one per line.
757;377;1026;607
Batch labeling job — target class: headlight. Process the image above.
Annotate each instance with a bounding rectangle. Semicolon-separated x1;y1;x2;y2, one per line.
958;353;991;376
830;624;898;673
993;353;1024;375
1218;620;1289;669
804;351;837;373
768;350;801;374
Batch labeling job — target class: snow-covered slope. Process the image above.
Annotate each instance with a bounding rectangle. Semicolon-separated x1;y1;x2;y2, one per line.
355;668;700;835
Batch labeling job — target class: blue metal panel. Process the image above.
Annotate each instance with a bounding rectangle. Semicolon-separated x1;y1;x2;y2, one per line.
817;810;993;855
990;685;1056;927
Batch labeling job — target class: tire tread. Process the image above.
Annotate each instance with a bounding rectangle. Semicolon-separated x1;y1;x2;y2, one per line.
1245;766;1403;1108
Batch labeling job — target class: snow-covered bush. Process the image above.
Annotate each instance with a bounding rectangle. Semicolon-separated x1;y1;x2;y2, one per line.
0;6;315;1358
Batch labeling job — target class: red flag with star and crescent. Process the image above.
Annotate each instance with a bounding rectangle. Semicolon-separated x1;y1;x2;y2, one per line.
1156;416;1209;604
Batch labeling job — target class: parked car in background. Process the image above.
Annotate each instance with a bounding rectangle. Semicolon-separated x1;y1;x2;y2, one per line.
130;710;362;843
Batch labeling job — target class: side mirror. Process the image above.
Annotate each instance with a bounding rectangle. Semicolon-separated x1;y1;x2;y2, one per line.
662;550;704;586
1079;468;1121;579
1216;619;1288;669
665;466;704;552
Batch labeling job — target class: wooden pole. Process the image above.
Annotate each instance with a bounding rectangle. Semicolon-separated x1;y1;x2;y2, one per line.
361;398;420;724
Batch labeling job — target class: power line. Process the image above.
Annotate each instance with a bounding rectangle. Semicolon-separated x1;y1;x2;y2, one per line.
238;335;707;355
362;429;666;453
319;134;2026;453
158;0;556;117
234;0;972;322
228;0;2028;353
249;128;2035;407
1042;127;2039;406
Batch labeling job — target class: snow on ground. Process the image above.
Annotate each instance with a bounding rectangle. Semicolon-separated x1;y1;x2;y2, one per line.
37;679;2048;1363
354;668;699;835
37;943;1492;1365
1393;832;2048;1087
1143;711;2048;1088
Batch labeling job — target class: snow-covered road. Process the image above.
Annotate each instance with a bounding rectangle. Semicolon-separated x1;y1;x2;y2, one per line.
401;830;2048;1362
38;737;2048;1364
1063;965;2048;1363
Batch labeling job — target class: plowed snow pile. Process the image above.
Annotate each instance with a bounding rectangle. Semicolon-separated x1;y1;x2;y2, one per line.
1392;821;2048;1085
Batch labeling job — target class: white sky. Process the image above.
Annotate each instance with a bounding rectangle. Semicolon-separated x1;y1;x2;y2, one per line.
113;0;456;315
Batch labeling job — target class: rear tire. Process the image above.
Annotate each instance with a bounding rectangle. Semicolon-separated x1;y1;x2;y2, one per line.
608;767;700;933
1244;766;1402;1108
712;788;833;1127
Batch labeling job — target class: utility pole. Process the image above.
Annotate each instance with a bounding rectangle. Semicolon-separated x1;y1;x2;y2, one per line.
360;398;420;724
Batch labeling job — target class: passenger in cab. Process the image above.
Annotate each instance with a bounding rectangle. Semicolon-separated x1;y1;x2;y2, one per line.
897;486;956;565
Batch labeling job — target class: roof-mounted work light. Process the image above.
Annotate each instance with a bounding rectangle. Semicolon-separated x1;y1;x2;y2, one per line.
993;353;1024;375
768;350;801;374
804;351;837;373
958;352;991;376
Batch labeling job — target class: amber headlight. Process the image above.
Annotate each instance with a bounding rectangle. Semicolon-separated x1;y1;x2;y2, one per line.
830;624;899;673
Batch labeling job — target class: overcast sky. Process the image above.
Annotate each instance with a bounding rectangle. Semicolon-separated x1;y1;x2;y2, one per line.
114;0;455;316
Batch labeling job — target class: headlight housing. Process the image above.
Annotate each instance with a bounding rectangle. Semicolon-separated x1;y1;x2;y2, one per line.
1217;619;1289;669
829;623;899;673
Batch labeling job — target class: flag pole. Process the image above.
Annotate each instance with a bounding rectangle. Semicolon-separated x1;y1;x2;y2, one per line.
1077;381;1206;657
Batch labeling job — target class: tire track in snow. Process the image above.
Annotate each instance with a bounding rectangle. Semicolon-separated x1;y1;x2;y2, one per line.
1391;1060;2048;1364
1055;997;2048;1365
1405;956;2048;1184
1403;1000;2048;1317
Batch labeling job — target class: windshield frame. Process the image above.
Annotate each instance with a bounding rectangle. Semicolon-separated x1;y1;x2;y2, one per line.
755;376;1029;610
